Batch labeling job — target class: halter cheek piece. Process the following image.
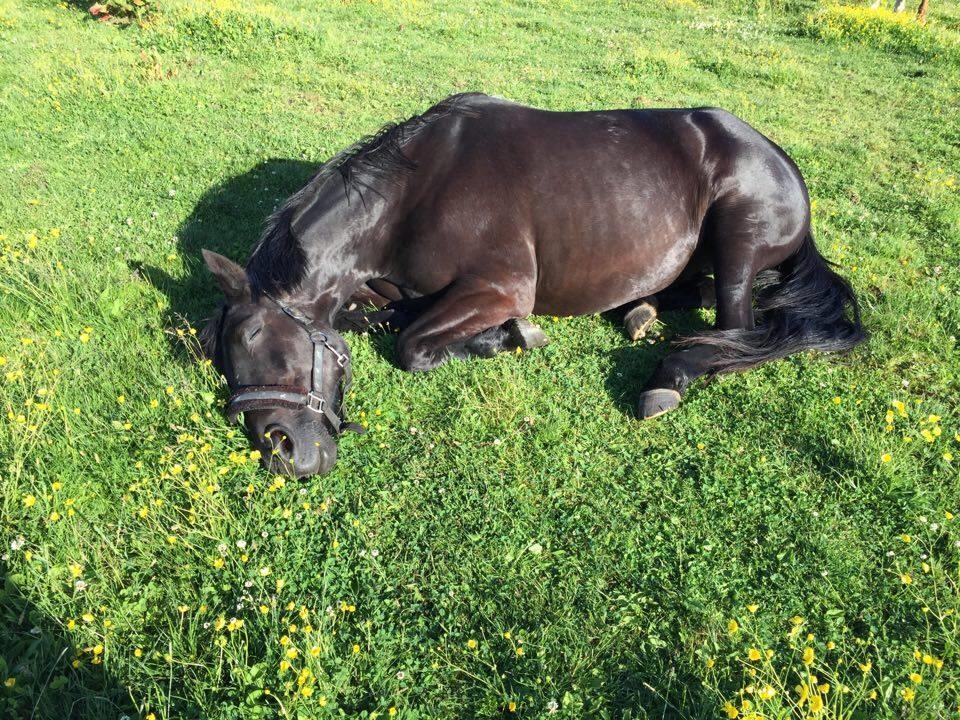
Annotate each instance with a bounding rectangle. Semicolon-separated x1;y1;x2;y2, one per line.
224;296;365;436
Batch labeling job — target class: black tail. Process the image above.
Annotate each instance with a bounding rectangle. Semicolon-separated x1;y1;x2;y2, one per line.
683;232;867;374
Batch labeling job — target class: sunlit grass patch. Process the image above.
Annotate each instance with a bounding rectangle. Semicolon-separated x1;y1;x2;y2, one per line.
702;508;960;718
804;3;960;60
2;0;960;717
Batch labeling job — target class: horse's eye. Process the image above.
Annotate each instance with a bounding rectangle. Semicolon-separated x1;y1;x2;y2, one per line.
245;326;263;343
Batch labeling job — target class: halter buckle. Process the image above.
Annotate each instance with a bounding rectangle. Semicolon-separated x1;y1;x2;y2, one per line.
306;391;325;414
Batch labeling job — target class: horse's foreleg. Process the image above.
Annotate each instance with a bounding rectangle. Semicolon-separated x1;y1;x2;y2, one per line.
395;278;542;372
333;284;394;332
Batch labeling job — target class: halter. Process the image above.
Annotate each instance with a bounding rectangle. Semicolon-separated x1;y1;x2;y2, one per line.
224;295;364;436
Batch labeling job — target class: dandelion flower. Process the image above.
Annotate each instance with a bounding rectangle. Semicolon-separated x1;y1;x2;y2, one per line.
803;647;815;666
467;638;478;649
901;687;915;702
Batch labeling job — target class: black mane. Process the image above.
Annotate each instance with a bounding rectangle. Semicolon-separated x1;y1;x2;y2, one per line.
245;93;484;296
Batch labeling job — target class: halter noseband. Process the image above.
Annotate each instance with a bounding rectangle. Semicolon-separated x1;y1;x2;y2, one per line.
224;296;364;436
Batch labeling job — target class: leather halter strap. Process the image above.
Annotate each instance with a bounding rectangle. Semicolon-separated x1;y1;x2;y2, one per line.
225;296;364;435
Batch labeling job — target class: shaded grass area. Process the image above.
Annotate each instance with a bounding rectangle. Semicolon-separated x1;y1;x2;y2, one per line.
1;0;959;718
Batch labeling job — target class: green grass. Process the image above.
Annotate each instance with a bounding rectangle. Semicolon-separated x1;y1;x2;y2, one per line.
1;0;959;718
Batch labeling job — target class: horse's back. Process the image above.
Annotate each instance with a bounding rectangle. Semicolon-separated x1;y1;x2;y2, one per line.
400;96;808;315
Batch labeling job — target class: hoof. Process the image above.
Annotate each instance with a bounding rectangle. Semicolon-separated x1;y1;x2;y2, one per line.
624;301;658;341
637;388;681;419
506;318;550;350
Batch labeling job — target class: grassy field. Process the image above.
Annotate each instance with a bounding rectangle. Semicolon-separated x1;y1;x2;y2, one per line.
2;0;959;717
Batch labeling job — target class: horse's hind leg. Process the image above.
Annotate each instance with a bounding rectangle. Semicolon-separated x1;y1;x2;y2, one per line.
637;263;754;418
622;275;716;340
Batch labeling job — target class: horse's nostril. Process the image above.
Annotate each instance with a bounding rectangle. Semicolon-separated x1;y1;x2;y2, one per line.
265;425;296;462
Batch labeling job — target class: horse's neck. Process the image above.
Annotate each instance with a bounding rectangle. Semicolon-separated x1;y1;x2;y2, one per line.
290;189;397;323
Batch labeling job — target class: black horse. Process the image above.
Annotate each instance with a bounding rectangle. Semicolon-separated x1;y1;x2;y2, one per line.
201;93;865;477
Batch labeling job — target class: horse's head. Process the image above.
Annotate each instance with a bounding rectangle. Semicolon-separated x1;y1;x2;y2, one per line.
200;250;356;477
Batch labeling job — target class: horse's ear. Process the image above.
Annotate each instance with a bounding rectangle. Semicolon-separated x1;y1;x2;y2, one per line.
202;249;249;303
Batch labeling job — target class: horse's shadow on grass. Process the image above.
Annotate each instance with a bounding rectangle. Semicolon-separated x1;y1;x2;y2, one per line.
0;567;135;719
140;158;319;332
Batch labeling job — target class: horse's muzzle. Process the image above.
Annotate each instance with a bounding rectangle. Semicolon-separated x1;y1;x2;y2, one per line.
248;412;338;477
